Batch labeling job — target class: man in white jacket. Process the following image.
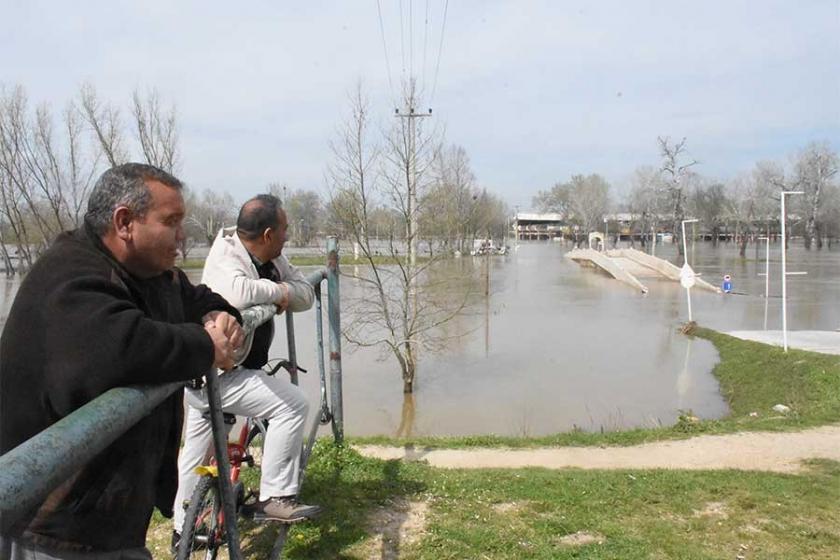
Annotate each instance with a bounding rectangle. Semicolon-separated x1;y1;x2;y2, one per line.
173;194;319;545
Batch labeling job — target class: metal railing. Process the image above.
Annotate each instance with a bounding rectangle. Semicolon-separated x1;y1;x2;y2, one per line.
0;237;343;538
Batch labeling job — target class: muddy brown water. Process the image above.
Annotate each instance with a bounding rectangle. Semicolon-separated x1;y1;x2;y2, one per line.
1;241;838;437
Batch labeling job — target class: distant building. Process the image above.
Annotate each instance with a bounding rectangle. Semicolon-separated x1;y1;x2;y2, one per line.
512;212;566;240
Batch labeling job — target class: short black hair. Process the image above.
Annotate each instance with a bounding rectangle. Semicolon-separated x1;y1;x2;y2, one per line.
85;163;183;235
236;194;283;241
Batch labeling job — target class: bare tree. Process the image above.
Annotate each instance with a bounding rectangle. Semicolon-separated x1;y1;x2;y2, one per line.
689;180;728;247
423;144;477;253
273;187;322;246
132;89;179;173
185;187;236;244
79;83;126;167
566;174;611;237
533;181;571;216
791;142;837;250
626;165;666;249
328;83;472;393
537;174;610;244
658;136;698;256
0;84;180;275
0;87;100;273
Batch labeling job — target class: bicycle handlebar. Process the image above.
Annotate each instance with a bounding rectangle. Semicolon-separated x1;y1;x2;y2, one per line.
266;359;307;377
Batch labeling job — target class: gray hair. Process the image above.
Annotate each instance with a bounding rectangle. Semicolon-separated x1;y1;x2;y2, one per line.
85;163;183;235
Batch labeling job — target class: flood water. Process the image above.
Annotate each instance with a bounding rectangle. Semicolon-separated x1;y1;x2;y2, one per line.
1;241;838;437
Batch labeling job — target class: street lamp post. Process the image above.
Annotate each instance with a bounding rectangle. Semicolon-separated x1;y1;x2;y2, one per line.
780;191;806;352
757;236;770;330
681;219;698;266
681;219;699;322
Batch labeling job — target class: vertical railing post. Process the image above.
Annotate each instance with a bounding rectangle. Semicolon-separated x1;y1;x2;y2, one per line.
203;368;243;560
285;312;299;386
326;236;344;444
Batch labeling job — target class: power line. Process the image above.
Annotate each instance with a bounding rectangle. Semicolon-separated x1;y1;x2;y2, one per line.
430;0;449;104
398;0;406;78
376;0;397;102
409;0;414;87
421;0;430;97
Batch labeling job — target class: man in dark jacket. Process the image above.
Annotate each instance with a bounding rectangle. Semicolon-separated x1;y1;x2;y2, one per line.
0;163;243;559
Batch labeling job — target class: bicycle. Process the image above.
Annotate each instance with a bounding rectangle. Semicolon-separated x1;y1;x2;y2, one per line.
176;358;332;560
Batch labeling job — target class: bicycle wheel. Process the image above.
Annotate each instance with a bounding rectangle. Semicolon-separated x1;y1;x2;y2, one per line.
177;475;224;560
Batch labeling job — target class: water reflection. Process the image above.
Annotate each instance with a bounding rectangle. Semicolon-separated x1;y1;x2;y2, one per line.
1;241;838;437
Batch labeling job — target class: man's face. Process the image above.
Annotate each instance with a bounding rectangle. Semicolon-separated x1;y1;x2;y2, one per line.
127;180;185;277
267;208;288;259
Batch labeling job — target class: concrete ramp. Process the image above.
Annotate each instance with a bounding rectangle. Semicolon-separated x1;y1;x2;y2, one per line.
608;248;722;294
566;248;649;293
566;247;723;294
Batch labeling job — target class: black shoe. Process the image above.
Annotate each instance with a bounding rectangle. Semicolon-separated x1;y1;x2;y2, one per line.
170;531;180;556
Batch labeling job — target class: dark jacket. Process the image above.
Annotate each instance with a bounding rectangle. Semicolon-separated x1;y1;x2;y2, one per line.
0;224;240;551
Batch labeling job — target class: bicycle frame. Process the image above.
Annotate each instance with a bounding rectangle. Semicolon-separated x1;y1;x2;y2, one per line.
197;243;342;560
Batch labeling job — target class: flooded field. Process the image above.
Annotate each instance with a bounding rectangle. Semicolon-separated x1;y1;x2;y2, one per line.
1;241;838;437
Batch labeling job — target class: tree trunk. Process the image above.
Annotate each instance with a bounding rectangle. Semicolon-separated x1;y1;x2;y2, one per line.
804;217;814;250
401;341;416;393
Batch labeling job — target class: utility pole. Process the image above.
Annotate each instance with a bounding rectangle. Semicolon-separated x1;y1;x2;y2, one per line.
395;89;431;266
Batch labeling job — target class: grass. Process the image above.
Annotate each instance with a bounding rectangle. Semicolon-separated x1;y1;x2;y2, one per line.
350;327;840;449
145;329;840;558
147;445;840;559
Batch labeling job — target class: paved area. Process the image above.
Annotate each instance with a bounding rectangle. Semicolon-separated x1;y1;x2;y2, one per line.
726;330;840;355
356;425;840;473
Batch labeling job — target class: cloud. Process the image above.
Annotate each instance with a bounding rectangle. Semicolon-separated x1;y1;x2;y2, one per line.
1;0;837;208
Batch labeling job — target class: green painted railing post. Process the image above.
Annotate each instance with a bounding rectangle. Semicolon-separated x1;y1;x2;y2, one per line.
327;237;344;444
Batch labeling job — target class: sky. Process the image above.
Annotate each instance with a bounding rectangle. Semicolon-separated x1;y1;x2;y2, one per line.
2;0;838;211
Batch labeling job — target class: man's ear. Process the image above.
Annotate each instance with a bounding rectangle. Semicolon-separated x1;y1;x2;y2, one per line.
262;227;273;243
113;206;133;241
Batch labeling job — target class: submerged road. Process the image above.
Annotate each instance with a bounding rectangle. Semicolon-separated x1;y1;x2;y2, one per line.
726;330;840;356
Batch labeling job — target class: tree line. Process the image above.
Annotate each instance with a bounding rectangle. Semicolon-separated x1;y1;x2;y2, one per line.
534;137;839;256
0;85;332;275
0;83;510;277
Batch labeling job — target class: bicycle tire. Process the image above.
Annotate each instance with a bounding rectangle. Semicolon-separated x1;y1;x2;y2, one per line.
177;475;224;560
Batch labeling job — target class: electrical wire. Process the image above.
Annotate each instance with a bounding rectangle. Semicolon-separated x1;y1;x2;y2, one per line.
430;0;449;104
399;0;406;78
376;0;397;103
421;0;430;97
409;0;414;88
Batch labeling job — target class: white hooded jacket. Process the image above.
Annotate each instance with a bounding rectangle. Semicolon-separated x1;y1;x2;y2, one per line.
201;227;315;363
202;227;314;311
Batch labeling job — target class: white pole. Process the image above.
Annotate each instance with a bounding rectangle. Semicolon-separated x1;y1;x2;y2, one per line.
651;225;656;257
758;236;770;330
764;237;770;299
681;219;699;323
781;194;788;351
687;286;693;321
780;191;805;352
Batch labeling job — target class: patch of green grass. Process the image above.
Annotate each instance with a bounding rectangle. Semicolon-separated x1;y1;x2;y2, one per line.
351;327;840;449
148;447;840;559
178;258;207;270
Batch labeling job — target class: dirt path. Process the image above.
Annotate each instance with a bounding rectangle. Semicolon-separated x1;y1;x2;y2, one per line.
356;425;840;473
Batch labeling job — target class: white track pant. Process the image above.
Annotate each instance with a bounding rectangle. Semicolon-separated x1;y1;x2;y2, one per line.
173;367;309;532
